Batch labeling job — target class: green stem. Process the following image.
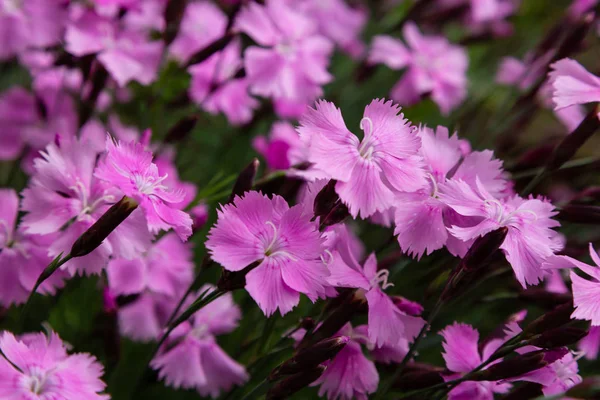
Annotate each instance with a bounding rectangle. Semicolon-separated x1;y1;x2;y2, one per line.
253;170;287;188
256;316;277;356
521;170;547;196
240;379;269;400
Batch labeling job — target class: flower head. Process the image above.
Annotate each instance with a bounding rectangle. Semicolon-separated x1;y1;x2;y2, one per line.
0;330;108;399
94;135;193;241
549;58;600;117
206;191;330;316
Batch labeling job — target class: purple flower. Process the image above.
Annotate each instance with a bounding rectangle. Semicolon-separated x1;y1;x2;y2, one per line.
65;10;163;87
234;0;334;118
169;1;227;63
327;252;425;348
0;330;108;399
369;22;468;114
94;135;193;241
550;58;600;117
151;286;248;397
439;179;561;287
253;121;308;171
298;99;426;218
205;191;330;316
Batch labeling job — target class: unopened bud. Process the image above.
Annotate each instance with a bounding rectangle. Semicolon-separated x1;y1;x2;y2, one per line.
228;158;259;203
313;180;339;220
518;289;572;309
559;204;600;224
395;369;444;391
565;377;600;399
70;196;138;258
529;327;589;348
163;0;188;45
472;351;550;381
266;365;326;400
300;317;316;331
523;301;574;336
269;336;348;381
217;261;260;292
164;115;198;144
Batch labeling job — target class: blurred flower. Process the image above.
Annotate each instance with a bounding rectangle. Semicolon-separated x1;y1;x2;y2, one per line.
298;99;426;218
206;191;330;316
235;0;334;118
550;58;600;118
0;330;108;399
191;203;209;231
369;22;468;114
151;286;248;397
253;121;308;171
579;326;600;360
94;135;193;241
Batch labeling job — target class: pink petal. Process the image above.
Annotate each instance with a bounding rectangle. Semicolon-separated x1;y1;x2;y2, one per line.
368;35;410;69
107;258;146;296
394;198;448;259
571;270;600;326
550;58;600;110
245;260;300;316
440;322;481;373
366;289;406;348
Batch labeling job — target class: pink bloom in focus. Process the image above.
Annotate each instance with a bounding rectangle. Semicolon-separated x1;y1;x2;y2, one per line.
65;10;163;87
440;323;512;399
151;286;248;397
235;0;334;118
550;58;600;116
253;121;308;171
298;99;426;218
327;251;425;348
0;330;108;399
94;135;193;241
205;191;330;316
169;1;227;63
369;23;468;114
312;324;379;400
0;189;67;306
439;179;561;287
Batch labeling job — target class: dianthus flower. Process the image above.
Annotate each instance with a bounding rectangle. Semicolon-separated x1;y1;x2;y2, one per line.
205;191;330;316
550;58;600;117
369;22;468;114
0;330;108;399
151;286;248;397
253;121;308;171
439;179;561;287
327;251;425;348
21;135;153;275
94;135;193;241
234;0;334;118
0;189;67;306
298;99;426;218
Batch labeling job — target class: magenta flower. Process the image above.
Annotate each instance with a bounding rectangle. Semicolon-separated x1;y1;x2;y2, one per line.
369;22;468;114
0;330;108;399
65;10;163;87
253;121;308;171
579;326;600;360
205;191;330;316
94;135;193;241
440;323;512;399
0;189;67;306
439;179;561;287
312;324;379;400
151;286;248;397
327;252;425;348
550;58;600;116
234;0;334;118
298;99;426;218
169;1;227;63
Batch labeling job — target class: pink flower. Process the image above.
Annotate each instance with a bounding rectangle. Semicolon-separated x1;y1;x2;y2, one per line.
549;58;600;116
94;135;193;241
439;179;561;287
0;189;67;306
188;39;259;125
65;10;163;87
253;121;308;171
0;330;108;399
579;326;600;360
234;0;334;117
369;23;468;114
169;1;227;63
118;292;177;342
298;99;426;218
0;0;67;61
440;323;512;399
151;286;248;397
312;324;379;400
327;252;425;348
205;191;330;316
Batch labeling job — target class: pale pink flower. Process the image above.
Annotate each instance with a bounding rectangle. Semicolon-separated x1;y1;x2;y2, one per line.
151;286;248;397
550;58;600;116
94;135;193;241
369;23;468;114
235;0;334;117
439;179;561;287
298;99;426;218
205;191;330;316
0;330;108;399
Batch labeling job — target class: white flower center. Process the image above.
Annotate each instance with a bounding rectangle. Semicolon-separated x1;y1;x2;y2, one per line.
263;221;297;260
69;180;115;217
484;199;538;226
371;269;394;290
134;173;168;195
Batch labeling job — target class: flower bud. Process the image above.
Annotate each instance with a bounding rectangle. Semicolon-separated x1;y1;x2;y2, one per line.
164;115;198;144
523;301;574;336
559;204;600;224
70;196;139;258
471;351;550;381
228;158;260;203
529;327;589;349
394;369;445;391
518;289;572;309
313;180;339;220
269;336;348;381
164;0;188;45
266;365;326;400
